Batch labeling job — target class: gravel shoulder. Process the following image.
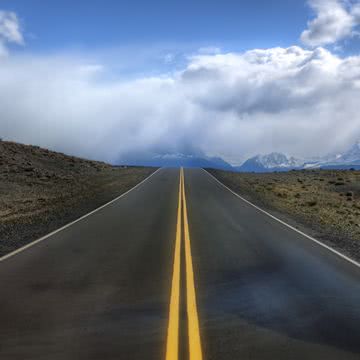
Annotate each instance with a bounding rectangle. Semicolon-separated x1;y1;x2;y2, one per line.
208;168;360;262
0;141;156;257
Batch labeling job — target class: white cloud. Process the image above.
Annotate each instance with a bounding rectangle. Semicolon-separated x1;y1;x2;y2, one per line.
0;10;23;56
352;2;360;27
301;0;360;47
1;45;360;164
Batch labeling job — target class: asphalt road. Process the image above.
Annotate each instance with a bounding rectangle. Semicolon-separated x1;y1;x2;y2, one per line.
1;168;360;359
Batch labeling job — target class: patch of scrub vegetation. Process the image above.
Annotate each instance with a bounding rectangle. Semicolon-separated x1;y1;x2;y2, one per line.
208;168;360;261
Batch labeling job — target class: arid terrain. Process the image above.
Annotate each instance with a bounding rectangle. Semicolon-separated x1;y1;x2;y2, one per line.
209;168;360;261
0;141;155;257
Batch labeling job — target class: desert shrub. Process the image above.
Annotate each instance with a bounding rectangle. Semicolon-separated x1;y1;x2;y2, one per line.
306;200;317;207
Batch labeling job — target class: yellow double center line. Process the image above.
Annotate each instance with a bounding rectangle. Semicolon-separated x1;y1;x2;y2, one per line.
166;168;203;360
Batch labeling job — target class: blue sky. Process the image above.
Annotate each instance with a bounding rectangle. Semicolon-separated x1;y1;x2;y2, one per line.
2;0;309;54
0;0;360;164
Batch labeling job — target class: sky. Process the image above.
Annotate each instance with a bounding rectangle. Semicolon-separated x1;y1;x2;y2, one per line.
0;0;360;164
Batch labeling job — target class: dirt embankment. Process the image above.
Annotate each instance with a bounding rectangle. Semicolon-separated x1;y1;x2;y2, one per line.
208;168;360;262
0;141;156;257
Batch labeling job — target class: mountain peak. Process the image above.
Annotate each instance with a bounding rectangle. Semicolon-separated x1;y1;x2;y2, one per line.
335;140;360;164
237;152;303;172
243;140;360;172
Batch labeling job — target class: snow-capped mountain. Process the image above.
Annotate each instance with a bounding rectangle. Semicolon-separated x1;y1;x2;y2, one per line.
237;141;360;172
117;141;360;172
304;141;360;169
331;140;360;165
235;152;304;172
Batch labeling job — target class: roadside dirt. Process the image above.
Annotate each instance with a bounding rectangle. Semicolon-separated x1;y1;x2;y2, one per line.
208;168;360;262
0;141;156;257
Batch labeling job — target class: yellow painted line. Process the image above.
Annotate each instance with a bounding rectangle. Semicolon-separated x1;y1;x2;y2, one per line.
165;169;183;360
181;168;203;360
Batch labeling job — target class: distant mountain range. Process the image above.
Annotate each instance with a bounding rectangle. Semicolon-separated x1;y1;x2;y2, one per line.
236;141;360;172
118;141;360;172
118;152;233;170
235;153;304;172
303;141;360;169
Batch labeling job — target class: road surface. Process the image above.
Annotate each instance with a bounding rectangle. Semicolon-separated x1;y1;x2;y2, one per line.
0;168;360;359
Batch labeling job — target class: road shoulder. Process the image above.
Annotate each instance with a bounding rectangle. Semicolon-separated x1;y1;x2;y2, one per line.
206;168;360;263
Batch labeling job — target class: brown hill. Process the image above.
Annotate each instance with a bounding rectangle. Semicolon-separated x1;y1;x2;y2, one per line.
0;141;155;256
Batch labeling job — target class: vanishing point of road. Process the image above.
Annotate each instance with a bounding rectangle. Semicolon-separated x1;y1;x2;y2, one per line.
0;168;360;359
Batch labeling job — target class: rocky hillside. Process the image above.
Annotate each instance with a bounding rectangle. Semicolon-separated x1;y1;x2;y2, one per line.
0;141;155;256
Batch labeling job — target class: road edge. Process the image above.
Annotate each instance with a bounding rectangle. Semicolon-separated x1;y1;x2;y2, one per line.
202;168;360;269
0;168;162;263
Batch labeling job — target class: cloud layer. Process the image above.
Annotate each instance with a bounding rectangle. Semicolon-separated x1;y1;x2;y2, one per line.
1;44;360;164
0;10;23;56
1;7;360;164
301;0;360;46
